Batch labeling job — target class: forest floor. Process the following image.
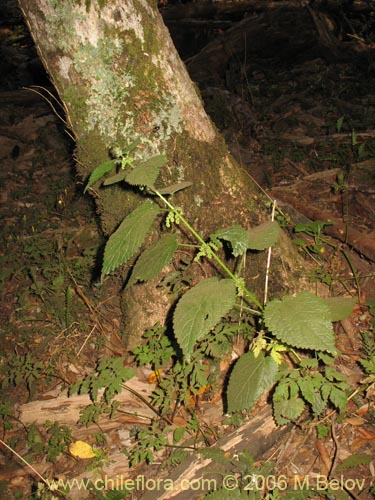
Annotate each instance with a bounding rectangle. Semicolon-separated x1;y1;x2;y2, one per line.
0;1;374;500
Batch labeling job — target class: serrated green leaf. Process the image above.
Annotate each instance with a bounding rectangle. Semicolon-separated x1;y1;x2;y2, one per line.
288;378;300;397
329;385;347;411
270;343;287;364
297;378;316;406
125;155;166;188
274;396;305;422
247;220;280;250
211;225;249;257
273;379;290;402
320;380;332;401
227;352;278;412
300;358;319;369
173;278;236;360
323;297;356;322
359;357;375;375
335;453;373;471
325;366;347;382
103;169;128;186
317;352;335;365
101;201;160;279
273;404;291;426
310;391;326;416
157;181;193;195
173;427;185;444
128;233;179;286
84;159;116;192
264;292;336;353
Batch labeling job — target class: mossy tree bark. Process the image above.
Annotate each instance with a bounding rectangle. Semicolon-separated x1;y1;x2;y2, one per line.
19;0;304;348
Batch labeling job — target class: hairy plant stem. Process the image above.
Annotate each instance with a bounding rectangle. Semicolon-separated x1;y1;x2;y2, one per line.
155;190;263;310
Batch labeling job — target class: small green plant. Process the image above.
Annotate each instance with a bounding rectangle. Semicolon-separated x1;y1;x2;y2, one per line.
27;421;72;463
69;357;134;425
5;353;54;397
293;220;332;256
273;356;350;425
128;420;168;466
44;421;73;462
132;323;175;369
336;116;371;161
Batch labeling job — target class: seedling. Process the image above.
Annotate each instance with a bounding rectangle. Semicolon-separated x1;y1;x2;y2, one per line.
293;220;333;255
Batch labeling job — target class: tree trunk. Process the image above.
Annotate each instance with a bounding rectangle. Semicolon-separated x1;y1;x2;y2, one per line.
18;0;304;348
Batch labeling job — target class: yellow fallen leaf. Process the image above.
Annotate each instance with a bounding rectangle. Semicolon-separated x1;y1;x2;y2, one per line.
148;369;162;384
69;440;96;459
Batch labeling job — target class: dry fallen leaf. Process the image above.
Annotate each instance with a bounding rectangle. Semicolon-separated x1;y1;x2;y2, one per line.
148;369;162;384
345;416;365;426
69;440;96;459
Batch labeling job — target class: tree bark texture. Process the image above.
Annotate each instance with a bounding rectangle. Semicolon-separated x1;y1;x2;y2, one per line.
18;0;306;348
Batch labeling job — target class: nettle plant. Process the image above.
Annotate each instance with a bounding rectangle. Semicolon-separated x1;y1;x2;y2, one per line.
85;143;355;424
